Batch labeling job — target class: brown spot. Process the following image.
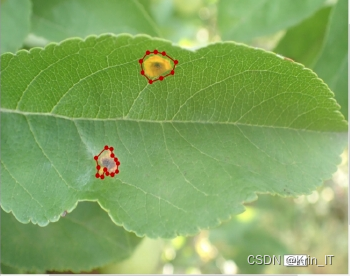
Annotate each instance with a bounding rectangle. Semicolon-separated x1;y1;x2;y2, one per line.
284;57;294;62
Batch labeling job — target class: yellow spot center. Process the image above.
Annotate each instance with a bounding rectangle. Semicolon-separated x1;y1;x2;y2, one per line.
144;55;172;78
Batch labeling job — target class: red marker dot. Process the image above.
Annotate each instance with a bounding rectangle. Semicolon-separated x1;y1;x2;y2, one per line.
162;51;166;56
106;171;110;176
146;50;150;55
110;153;115;158
109;147;114;151
95;173;100;178
116;161;121;166
174;60;179;65
139;59;143;64
104;145;109;150
115;169;119;174
94;156;98;160
103;167;107;172
159;76;164;81
114;158;118;162
171;70;175;75
96;165;101;170
154;49;158;54
141;70;144;75
110;172;115;177
100;175;105;180
149;80;153;84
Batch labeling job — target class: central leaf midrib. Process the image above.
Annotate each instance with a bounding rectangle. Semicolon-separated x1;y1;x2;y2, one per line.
0;107;339;133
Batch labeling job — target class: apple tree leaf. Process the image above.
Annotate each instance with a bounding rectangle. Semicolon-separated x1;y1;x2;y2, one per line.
1;202;141;272
0;34;347;238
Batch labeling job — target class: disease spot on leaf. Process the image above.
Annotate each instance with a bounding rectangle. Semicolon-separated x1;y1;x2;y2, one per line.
276;53;295;62
284;57;295;62
144;55;172;77
93;145;120;180
139;49;179;84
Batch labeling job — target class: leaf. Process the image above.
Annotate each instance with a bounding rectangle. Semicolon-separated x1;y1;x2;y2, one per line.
1;202;141;272
30;0;160;42
0;34;347;238
1;263;24;274
0;0;31;54
313;0;348;118
217;0;326;42
273;6;331;67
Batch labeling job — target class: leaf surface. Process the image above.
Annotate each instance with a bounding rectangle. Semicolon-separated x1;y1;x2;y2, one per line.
0;34;347;238
1;202;141;272
0;0;31;53
217;0;325;42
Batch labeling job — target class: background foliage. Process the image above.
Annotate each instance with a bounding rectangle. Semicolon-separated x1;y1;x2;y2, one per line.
1;0;348;274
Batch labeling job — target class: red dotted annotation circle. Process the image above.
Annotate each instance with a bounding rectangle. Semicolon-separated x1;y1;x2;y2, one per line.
139;49;178;84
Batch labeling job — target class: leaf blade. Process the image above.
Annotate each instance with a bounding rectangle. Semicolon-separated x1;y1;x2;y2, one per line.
1;34;347;238
1;202;141;272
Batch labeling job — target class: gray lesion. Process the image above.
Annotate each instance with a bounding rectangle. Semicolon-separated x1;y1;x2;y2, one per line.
101;158;116;171
153;62;162;69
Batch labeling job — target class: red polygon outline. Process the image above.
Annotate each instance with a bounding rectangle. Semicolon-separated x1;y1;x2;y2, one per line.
139;49;179;84
93;145;120;180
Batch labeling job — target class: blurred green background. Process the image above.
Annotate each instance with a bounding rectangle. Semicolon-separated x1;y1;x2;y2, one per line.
1;0;348;274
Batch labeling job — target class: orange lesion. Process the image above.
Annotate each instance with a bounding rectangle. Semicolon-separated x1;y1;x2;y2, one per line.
143;55;172;78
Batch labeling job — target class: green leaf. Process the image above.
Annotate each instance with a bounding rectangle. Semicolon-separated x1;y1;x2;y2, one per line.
1;263;25;274
0;34;347;238
217;0;326;42
1;202;141;272
274;6;331;68
0;0;31;54
313;0;348;118
30;0;160;42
